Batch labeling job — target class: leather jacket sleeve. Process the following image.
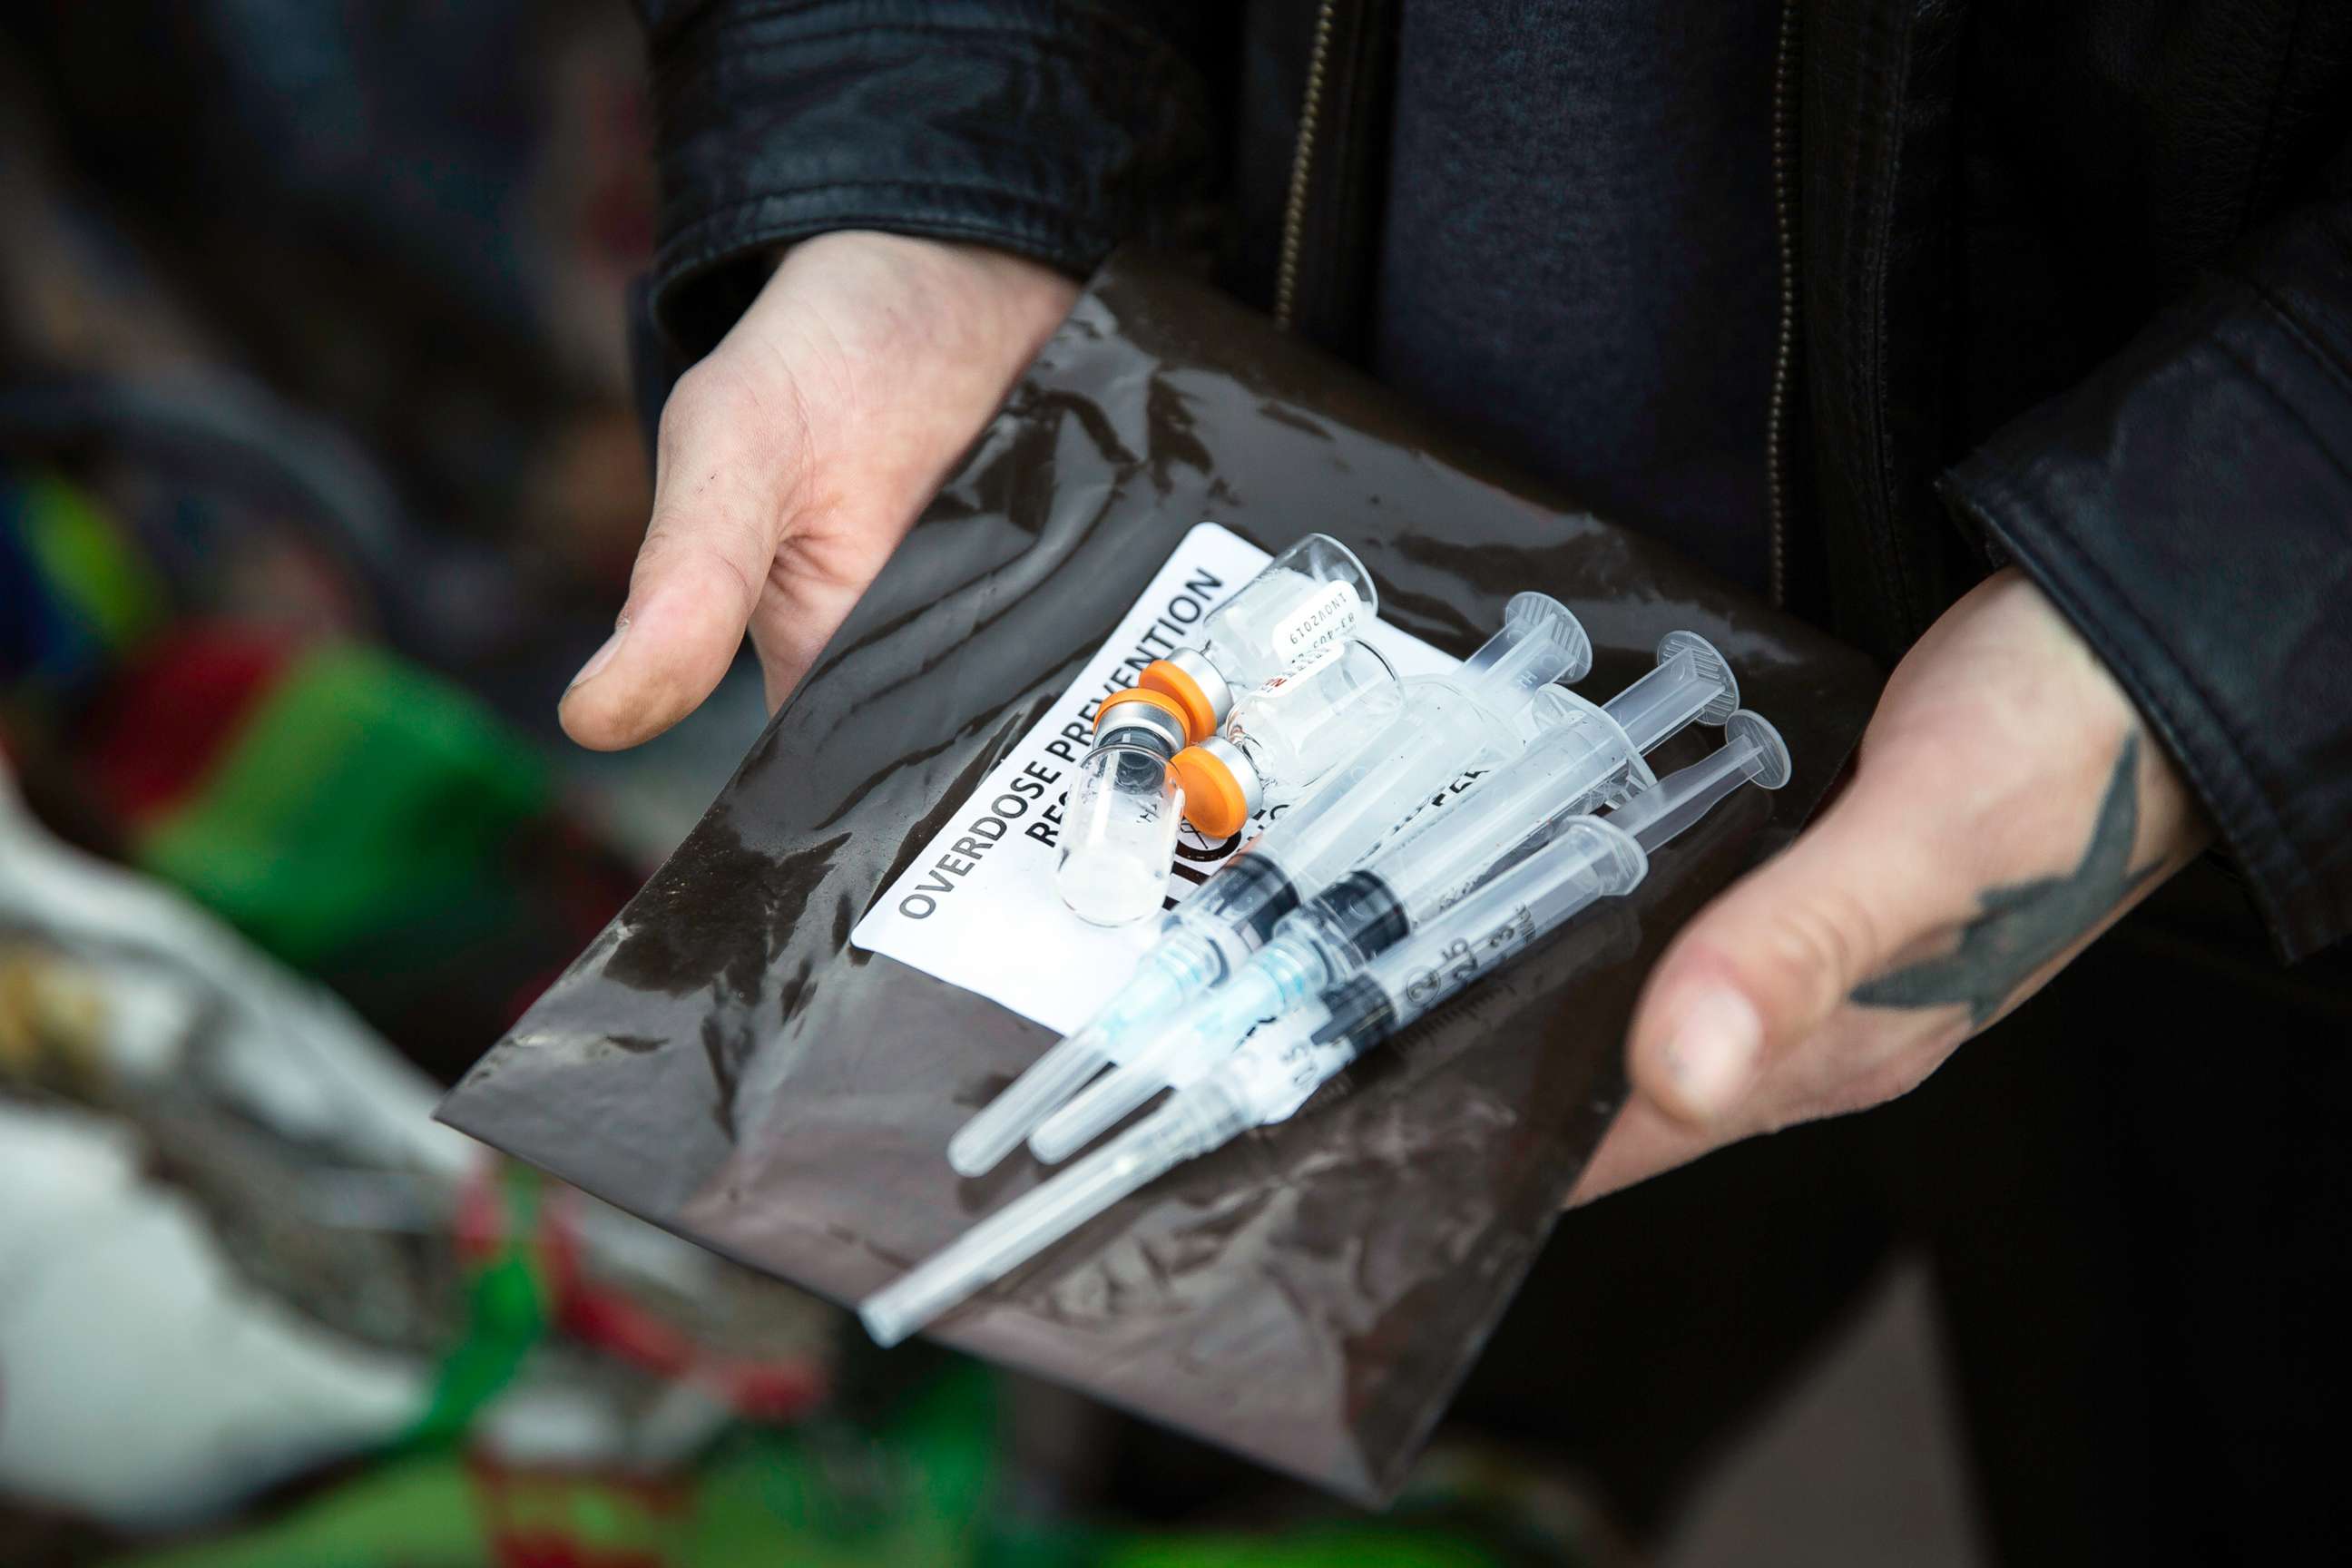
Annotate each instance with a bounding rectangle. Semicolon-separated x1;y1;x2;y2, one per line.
1942;190;2352;963
631;1;1222;365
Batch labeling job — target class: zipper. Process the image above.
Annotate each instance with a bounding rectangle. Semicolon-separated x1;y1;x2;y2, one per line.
1763;0;1802;609
1274;0;1341;330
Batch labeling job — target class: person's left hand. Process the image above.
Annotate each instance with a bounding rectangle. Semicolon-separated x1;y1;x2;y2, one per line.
1571;567;2210;1204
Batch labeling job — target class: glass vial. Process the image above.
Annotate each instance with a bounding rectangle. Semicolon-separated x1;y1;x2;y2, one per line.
1056;742;1186;927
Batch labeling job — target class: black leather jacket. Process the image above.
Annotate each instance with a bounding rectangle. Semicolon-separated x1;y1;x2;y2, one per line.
632;0;2351;964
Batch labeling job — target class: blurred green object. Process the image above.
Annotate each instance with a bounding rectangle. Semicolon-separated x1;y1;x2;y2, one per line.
102;1457;493;1568
15;474;170;655
134;643;551;968
407;1165;553;1451
688;1371;1002;1567
0;471;170;688
103;1370;1004;1568
105;1359;1602;1568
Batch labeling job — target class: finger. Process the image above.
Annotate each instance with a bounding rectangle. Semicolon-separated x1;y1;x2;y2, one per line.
1624;774;1968;1129
559;349;808;750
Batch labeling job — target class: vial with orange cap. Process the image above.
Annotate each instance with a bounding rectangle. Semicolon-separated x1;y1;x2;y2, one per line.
1136;533;1378;743
1057;642;1404;924
1168;639;1405;840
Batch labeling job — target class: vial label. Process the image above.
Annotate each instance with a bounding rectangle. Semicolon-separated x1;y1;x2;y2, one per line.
1269;580;1361;662
1245;641;1345;706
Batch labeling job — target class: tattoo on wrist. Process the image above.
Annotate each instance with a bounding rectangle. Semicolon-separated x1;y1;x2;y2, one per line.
1851;733;2155;1026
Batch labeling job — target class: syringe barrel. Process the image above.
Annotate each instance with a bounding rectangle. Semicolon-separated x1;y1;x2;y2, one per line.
1166;848;1302;975
1370;817;1649;1029
1185;825;1650;1150
1029;928;1339;1163
1259;676;1534;895
1600;632;1740;754
1154;600;1590;1009
1455;593;1594;706
1610;710;1793;854
1354;688;1638;926
1207;978;1392;1128
1212;766;1758;1149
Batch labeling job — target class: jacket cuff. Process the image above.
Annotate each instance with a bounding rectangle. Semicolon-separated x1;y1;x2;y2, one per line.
639;1;1216;362
1940;203;2352;962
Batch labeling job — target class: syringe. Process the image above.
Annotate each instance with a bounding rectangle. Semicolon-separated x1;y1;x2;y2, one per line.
1026;632;1740;1161
859;712;1789;1347
946;593;1592;1177
1260;708;1792;1089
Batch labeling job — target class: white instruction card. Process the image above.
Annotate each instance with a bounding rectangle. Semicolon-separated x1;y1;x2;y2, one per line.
849;523;1456;1035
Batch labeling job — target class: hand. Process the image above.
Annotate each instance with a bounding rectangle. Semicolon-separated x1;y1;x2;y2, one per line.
1572;568;2210;1204
559;231;1078;747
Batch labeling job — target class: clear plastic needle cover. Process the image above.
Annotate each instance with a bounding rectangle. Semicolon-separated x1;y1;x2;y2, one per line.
866;1084;1250;1347
943;925;1225;1176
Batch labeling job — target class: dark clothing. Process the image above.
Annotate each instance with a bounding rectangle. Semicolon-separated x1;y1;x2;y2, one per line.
628;0;2352;967
1373;1;1782;595
627;0;1225;361
628;0;2352;1553
1466;857;2352;1561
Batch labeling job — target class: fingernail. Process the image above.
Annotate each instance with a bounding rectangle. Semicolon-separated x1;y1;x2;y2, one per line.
1661;985;1762;1120
567;616;629;691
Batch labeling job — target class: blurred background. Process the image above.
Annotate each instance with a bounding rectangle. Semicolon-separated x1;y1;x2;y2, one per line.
0;4;1987;1563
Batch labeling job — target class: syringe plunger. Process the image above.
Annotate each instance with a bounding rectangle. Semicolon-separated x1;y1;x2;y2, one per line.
1601;631;1740;754
1612;710;1791;852
1456;591;1594;703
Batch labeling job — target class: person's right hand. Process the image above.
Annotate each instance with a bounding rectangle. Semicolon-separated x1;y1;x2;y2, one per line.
559;230;1078;749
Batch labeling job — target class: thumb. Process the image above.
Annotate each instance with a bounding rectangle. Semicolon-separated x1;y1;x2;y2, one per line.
558;351;804;750
1624;782;1957;1127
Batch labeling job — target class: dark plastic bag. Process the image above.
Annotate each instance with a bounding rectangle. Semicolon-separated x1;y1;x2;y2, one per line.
439;253;1882;1503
